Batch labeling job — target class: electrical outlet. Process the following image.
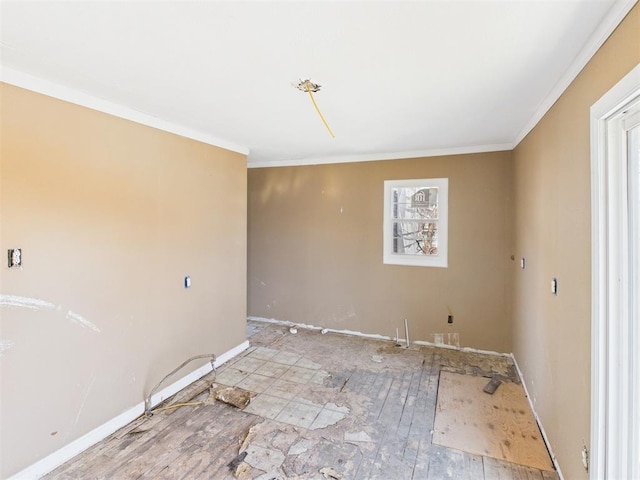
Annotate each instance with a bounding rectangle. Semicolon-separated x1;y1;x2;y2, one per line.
581;445;589;471
551;277;558;295
8;248;22;268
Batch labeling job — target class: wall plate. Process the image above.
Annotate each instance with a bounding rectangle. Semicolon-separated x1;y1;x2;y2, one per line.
8;249;22;268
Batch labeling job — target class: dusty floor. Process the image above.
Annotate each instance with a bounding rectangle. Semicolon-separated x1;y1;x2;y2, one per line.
45;321;560;479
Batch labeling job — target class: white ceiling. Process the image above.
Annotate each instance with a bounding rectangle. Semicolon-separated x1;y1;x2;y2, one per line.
0;1;635;166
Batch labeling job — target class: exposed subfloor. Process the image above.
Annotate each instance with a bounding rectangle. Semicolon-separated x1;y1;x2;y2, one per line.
45;321;560;479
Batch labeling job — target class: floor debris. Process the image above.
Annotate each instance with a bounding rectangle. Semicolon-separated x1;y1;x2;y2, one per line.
371;355;383;363
210;384;252;408
227;451;248;473
239;423;262;452
319;466;342;479
483;377;502;395
233;462;252;479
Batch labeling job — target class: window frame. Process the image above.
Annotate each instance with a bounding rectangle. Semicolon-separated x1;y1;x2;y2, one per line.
383;178;448;268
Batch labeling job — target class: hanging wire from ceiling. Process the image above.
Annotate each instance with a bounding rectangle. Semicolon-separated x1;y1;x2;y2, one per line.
295;79;335;138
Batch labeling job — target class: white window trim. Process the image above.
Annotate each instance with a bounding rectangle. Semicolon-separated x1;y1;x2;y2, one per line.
590;62;640;480
383;178;448;268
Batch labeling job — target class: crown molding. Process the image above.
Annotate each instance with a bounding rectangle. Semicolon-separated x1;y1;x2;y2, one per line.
247;143;514;168
2;0;635;166
0;66;250;156
512;0;638;148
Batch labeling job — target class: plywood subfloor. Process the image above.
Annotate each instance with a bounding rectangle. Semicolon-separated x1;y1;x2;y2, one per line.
44;321;560;479
433;371;554;471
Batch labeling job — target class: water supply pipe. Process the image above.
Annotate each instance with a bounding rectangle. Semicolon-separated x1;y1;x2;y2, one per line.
144;354;216;416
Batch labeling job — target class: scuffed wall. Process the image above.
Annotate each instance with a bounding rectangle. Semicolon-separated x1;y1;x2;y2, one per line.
0;84;247;477
248;152;514;353
511;4;640;479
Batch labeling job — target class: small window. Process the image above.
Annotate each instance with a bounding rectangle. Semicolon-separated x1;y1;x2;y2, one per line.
383;178;448;267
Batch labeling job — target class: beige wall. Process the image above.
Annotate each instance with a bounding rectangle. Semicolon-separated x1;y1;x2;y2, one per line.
0;84;247;477
248;152;514;353
512;5;640;479
3;5;637;477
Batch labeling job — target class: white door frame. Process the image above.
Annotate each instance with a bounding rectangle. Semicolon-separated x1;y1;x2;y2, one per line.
590;62;640;480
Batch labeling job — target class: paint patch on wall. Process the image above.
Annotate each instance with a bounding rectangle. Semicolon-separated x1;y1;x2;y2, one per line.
66;311;101;333
0;294;55;310
0;294;101;333
432;333;460;348
0;339;16;355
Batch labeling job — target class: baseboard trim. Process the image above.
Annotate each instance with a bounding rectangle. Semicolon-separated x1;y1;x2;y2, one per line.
8;340;250;480
248;316;393;341
248;316;510;357
413;340;511;358
511;353;564;480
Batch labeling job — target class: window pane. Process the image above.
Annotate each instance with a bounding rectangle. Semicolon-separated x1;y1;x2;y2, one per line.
392;221;439;255
392;187;438;220
384;177;448;268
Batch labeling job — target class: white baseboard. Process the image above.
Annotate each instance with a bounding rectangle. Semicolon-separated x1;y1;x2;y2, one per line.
412;340;512;358
248;316;511;358
8;340;250;480
215;340;251;369
248;316;392;341
511;353;564;479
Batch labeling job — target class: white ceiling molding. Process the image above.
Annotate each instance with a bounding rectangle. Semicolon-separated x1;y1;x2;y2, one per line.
512;0;638;149
247;143;514;169
1;1;634;167
0;67;250;157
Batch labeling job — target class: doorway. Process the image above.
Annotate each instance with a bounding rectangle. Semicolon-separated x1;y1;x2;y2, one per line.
590;63;640;480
